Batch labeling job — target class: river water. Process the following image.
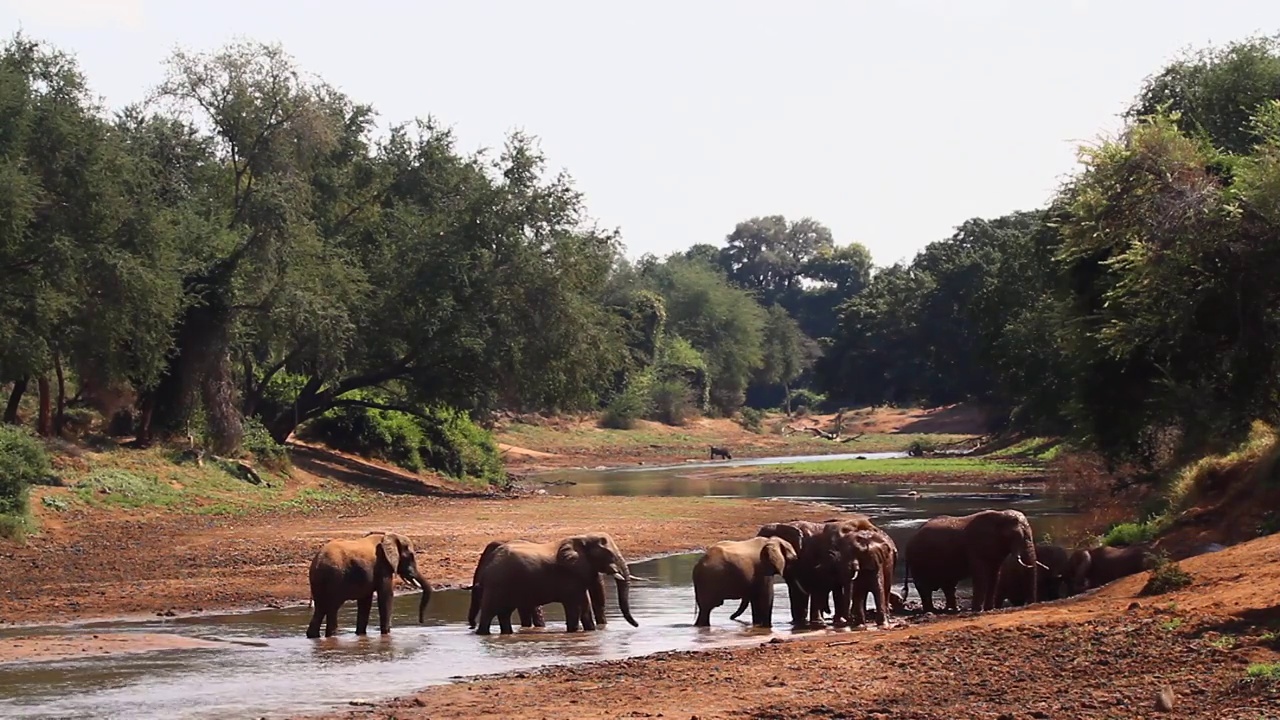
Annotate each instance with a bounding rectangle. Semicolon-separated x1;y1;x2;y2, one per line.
0;456;1080;720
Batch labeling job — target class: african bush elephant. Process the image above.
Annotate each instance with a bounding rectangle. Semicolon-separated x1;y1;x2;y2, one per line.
467;540;548;629
692;536;798;627
839;528;898;627
1065;543;1154;594
306;531;431;638
737;520;828;625
794;516;882;626
473;533;638;634
903;509;1040;613
995;544;1070;607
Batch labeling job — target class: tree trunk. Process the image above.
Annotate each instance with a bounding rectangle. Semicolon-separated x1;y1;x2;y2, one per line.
36;376;52;437
53;352;67;436
783;381;791;417
3;377;27;424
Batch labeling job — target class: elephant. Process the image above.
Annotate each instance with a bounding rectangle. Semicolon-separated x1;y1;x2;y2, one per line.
903;509;1040;613
736;520;829;625
838;528;899;627
793;516;883;626
710;446;733;460
473;532;638;634
1065;543;1154;594
305;531;430;638
467;540;548;629
692;536;798;627
995;544;1070;607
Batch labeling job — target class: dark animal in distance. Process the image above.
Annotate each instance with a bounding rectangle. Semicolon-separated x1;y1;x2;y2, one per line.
710;446;732;460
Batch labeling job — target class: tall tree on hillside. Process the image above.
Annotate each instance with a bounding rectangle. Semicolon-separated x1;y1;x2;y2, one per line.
759;304;815;415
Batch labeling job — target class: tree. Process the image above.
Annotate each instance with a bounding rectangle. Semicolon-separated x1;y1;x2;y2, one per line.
759;304;815;415
721;215;835;305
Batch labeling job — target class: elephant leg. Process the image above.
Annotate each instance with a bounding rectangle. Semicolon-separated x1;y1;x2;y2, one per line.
807;590;825;625
563;599;583;632
917;585;936;613
872;582;887;627
475;604;496;635
533;605;546;627
355;595;373;636
377;582;394;634
942;585;958;612
498;609;515;635
970;570;990;612
589;575;607;626
324;606;340;637
751;582;774;628
580;592;598;631
786;579;809;626
518;607;534;628
851;588;867;626
694;601;713;627
306;602;326;639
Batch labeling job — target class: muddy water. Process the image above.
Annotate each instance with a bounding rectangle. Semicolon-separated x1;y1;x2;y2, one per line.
0;461;1081;720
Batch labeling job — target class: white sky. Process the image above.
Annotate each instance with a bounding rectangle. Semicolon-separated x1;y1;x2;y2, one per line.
3;1;1280;265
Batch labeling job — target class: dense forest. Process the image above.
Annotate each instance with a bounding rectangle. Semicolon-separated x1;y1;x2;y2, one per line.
3;32;1280;492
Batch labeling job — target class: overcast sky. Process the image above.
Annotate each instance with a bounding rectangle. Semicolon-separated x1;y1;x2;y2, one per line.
4;1;1280;265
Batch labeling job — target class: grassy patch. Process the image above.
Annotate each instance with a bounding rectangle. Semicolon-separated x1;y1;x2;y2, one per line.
1159;617;1185;632
989;436;1066;462
0;513;32;542
1205;635;1237;650
1101;517;1169;546
762;456;1037;478
1166;421;1279;511
1244;663;1280;686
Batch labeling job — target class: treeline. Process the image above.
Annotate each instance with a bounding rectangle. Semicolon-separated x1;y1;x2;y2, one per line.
6;31;1280;489
0;34;868;474
817;35;1280;475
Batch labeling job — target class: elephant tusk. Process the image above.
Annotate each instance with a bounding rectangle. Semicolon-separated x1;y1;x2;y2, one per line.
1036;561;1050;570
850;569;859;581
1016;557;1035;569
612;572;627;581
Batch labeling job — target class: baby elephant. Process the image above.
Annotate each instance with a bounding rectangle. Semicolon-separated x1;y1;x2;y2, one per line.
693;536;797;627
710;445;733;460
1066;543;1154;594
840;529;898;627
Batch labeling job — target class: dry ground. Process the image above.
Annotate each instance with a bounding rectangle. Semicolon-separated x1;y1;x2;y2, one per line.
299;532;1280;720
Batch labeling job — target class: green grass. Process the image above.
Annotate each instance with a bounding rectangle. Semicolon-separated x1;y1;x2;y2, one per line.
1142;558;1193;596
1159;617;1185;632
988;436;1067;462
497;421;977;457
1101;517;1170;546
760;456;1038;478
1244;663;1280;685
0;512;32;542
1206;635;1237;650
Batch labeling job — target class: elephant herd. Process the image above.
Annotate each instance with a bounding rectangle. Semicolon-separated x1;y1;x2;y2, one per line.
304;516;1157;639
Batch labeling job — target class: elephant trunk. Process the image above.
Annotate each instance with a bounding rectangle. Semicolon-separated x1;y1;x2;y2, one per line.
609;559;639;627
417;581;432;624
1015;531;1037;603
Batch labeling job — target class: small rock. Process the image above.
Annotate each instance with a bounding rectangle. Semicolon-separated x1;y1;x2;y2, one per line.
1156;686;1175;712
1030;712;1049;719
1127;602;1141;611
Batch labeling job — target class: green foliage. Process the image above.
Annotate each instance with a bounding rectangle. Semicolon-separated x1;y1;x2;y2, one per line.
736;407;766;433
239;416;290;473
1140;556;1194;596
787;388;826;414
0;424;49;516
75;469;181;508
1244;663;1280;686
600;372;653;430
306;400;503;484
1101;518;1167;547
649;378;695;426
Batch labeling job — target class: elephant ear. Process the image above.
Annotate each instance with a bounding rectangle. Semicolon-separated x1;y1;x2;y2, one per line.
556;537;585;570
378;534;401;574
761;539;788;576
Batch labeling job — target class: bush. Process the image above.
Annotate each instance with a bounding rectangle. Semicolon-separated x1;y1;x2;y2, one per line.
1101;518;1167;547
600;375;653;430
787;388;826;414
0;424;51;518
737;407;766;433
306;399;504;485
75;469;180;508
650;378;695;426
1141;556;1194;596
240;416;290;472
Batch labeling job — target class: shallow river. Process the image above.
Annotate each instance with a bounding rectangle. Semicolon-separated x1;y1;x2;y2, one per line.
0;457;1081;720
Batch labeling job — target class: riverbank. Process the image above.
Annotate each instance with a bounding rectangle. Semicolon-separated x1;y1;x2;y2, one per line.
298;531;1280;720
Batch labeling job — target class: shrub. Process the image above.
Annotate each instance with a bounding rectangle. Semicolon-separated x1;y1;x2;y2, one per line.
1101;517;1168;547
737;407;766;433
787;388;826;414
907;439;937;457
600;374;653;430
0;424;51;517
650;378;695;426
306;399;504;485
1141;556;1194;596
240;416;290;472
